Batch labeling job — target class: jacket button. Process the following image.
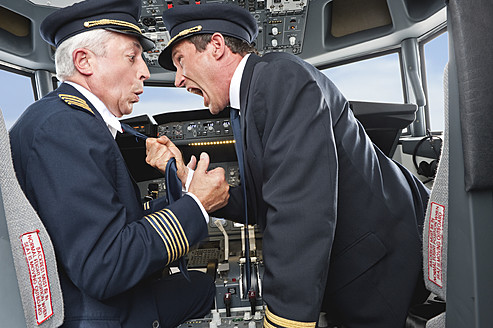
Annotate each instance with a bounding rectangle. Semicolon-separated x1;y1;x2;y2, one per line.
152;320;160;328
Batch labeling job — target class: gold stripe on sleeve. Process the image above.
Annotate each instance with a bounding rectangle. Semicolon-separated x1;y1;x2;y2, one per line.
163;209;190;255
263;318;276;328
155;211;181;260
265;307;316;328
146;214;174;265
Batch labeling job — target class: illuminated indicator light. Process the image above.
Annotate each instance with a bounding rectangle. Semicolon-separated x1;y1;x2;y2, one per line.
188;140;235;146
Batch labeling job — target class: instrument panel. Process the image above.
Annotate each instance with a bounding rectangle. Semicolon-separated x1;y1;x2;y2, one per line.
139;0;309;68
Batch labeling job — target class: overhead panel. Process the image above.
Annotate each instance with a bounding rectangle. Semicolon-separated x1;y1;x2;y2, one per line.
0;7;30;37
330;0;391;38
139;0;310;69
0;7;32;57
403;0;446;22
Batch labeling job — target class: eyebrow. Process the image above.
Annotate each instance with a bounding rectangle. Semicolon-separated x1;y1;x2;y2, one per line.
171;48;179;59
171;49;182;66
132;41;143;53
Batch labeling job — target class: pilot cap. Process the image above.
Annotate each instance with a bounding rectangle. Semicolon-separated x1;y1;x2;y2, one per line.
40;0;155;51
158;3;258;71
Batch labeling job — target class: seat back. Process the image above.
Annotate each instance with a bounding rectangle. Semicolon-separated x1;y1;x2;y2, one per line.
0;109;64;327
420;64;449;328
444;0;493;326
423;64;449;303
423;1;493;326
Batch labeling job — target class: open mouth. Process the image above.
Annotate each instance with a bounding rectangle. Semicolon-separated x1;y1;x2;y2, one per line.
187;87;203;97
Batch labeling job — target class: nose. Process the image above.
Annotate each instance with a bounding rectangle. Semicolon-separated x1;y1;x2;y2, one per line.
174;68;185;88
139;57;150;81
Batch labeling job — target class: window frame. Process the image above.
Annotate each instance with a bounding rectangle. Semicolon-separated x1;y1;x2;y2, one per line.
0;62;36;98
418;26;448;133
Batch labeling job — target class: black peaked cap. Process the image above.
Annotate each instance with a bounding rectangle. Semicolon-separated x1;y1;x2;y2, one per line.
158;3;258;71
40;0;154;51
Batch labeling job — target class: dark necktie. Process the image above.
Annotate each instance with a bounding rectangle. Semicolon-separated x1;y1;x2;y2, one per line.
229;107;251;292
120;123;191;281
120;123;149;141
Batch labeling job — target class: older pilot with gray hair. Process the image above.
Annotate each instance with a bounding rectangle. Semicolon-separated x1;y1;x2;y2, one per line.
9;0;229;326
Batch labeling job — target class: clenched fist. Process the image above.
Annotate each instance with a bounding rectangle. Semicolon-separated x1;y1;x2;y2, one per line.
145;136;188;187
189;152;230;213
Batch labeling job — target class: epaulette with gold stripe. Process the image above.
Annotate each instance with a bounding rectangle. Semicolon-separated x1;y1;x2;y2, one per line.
144;209;190;265
264;307;316;328
59;94;95;115
143;201;151;211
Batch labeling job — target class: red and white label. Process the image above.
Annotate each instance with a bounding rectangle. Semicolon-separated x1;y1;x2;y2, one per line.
428;202;445;288
20;230;54;324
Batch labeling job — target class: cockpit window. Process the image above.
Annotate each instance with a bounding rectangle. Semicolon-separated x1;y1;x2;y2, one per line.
0;68;34;129
422;31;448;132
322;52;404;104
131;85;206;118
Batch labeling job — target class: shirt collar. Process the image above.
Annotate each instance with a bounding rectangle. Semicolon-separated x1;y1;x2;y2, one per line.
229;53;250;110
64;81;123;139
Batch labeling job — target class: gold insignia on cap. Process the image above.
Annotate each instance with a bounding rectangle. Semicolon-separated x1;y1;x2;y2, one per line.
167;25;203;46
83;19;142;35
59;94;94;115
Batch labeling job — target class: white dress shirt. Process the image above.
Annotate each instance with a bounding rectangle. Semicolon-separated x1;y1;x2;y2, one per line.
229;54;250;110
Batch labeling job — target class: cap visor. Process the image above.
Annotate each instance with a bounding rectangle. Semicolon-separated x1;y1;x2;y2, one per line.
105;27;155;51
158;46;176;71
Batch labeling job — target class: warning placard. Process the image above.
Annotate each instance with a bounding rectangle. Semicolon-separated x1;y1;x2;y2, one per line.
21;230;54;324
428;202;445;288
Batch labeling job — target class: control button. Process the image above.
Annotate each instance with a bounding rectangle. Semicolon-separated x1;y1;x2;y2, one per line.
289;36;296;46
271;26;279;35
271;39;278;47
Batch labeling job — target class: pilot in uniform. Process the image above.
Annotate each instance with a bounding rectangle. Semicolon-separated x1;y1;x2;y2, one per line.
158;4;430;327
9;0;216;327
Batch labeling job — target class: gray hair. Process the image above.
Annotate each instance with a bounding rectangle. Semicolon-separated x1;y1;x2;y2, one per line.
54;29;114;82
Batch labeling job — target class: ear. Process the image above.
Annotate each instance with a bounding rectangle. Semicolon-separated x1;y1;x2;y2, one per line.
210;32;226;60
72;48;93;76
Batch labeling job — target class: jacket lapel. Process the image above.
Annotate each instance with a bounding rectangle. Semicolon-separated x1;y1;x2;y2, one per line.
239;54;263;224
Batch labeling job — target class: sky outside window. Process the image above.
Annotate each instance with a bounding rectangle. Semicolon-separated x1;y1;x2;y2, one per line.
0;70;34;129
423;32;449;132
322;53;404;104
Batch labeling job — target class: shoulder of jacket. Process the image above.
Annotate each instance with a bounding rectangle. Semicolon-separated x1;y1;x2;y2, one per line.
58;93;95;116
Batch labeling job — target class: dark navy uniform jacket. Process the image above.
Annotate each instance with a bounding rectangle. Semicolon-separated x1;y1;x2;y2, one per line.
215;53;430;327
9;83;208;327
